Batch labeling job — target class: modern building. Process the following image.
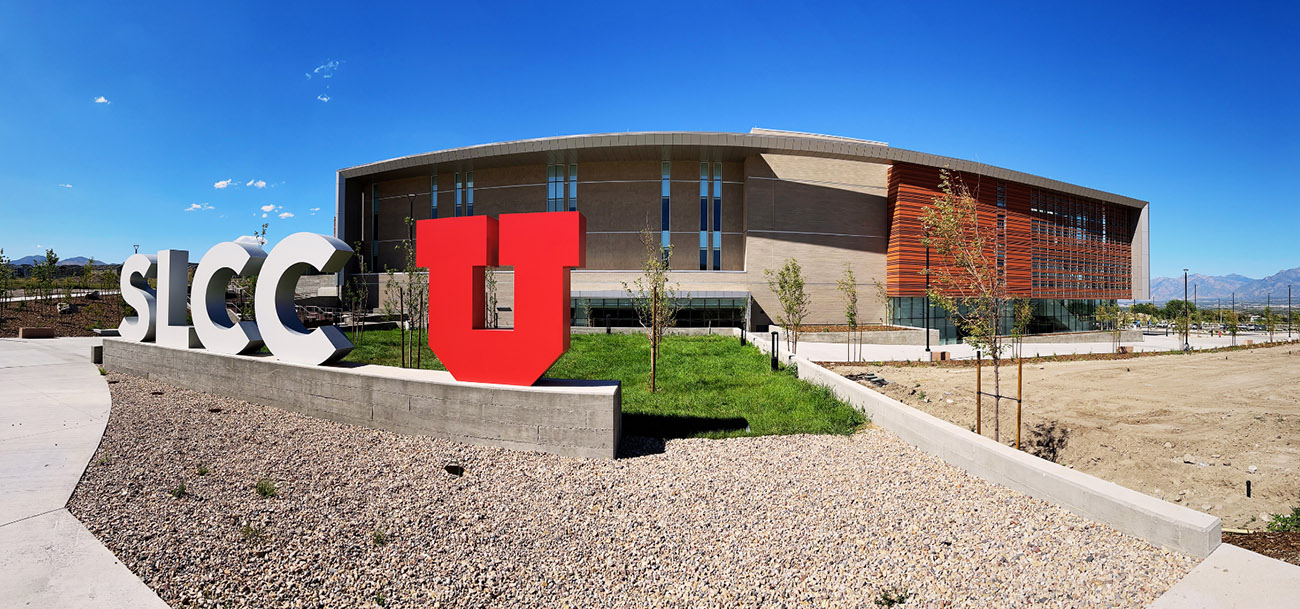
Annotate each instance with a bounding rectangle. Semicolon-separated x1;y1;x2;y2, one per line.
335;129;1149;343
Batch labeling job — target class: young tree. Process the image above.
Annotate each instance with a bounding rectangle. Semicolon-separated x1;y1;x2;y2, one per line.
81;258;95;292
345;240;371;345
920;170;1015;441
34;249;59;304
765;258;810;354
484;265;499;329
233;224;268;321
0;249;12;313
837;264;860;362
1263;305;1278;343
872;278;894;327
1224;308;1239;346
623;228;682;392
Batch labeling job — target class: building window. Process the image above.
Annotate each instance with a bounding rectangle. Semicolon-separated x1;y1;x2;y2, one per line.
699;163;709;270
713;161;722;270
430;175;438;219
454;173;463;216
454;172;474;216
547;165;564;212
661;161;671;262
568;163;577;212
370;184;379;270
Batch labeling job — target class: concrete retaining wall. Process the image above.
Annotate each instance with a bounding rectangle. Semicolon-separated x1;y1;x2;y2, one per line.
1015;329;1145;344
769;325;941;346
742;328;1220;557
102;339;621;459
570;326;738;336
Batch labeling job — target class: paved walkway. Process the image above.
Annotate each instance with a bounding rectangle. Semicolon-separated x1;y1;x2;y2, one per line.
0;337;167;607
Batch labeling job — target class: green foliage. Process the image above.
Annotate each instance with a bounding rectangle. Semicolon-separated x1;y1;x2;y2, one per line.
197;464;210;476
1163;299;1196;320
873;586;912;607
255;477;277;498
345;332;864;438
765;257;810;353
623;227;683;392
240;524;264;542
372;529;389;546
98;366;106;376
170;482;188;498
0;248;12;312
1266;506;1300;532
1130;303;1159;317
33;248;59;303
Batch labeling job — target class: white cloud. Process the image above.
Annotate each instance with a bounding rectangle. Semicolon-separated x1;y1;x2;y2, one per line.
261;213;268;218
234;234;267;247
185;203;215;212
311;60;340;79
278;211;295;219
246;179;267;189
214;179;234;189
309;206;321;216
316;94;330;103
58;183;72;188
259;204;277;212
93;96;110;104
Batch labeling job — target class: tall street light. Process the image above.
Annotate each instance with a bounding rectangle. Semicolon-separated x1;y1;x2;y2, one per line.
924;231;931;355
1183;268;1190;351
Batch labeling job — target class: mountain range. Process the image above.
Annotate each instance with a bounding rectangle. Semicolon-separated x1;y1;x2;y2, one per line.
8;255;115;267
1149;267;1300;304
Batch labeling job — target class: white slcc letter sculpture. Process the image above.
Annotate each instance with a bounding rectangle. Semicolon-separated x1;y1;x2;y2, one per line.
117;233;354;366
191;241;267;355
254;233;354;365
117;253;158;342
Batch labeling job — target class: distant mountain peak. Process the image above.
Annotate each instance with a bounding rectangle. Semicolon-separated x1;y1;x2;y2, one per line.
1150;267;1300;303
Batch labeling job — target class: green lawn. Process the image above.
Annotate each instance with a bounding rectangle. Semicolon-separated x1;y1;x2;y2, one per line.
343;330;864;439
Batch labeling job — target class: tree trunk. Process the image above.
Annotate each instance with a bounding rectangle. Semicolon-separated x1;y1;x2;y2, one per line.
993;355;1001;442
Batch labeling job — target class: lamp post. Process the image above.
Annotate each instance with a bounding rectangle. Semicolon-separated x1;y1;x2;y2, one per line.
1183;269;1190;351
133;244;139;254
1289;285;1292;339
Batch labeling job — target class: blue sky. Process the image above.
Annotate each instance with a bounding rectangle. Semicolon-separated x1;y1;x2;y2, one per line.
1;1;1295;279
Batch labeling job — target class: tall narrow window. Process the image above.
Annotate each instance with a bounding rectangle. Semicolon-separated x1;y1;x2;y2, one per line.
713;162;722;270
699;162;709;270
454;173;463;217
430;175;438;219
466;171;474;216
548;165;566;212
567;163;577;211
370;184;379;270
660;161;671;262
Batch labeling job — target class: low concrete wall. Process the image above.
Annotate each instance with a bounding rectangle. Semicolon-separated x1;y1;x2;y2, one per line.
1015;329;1145;344
102;339;621;459
769;325;941;346
743;328;1220;557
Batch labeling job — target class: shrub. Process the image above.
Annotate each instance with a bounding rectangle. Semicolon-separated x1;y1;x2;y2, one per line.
372;529;389;547
874;586;911;607
255;477;277;498
1267;506;1300;533
197;464;210;476
170;482;188;498
241;524;264;542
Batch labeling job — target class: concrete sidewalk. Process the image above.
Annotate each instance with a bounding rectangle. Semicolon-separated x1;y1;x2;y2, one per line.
0;337;167;607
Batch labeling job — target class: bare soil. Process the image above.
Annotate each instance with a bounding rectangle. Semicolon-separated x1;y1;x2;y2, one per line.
0;296;123;337
831;344;1300;530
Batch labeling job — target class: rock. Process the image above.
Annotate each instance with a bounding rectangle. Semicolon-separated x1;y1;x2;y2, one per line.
1248;466;1258;474
1164;442;1173;449
1182;454;1195;464
1202;505;1212;511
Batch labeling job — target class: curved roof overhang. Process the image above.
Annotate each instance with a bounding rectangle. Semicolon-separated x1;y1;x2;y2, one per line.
339;131;1147;209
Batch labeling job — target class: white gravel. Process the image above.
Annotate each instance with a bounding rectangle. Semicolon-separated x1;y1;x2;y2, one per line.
69;373;1197;608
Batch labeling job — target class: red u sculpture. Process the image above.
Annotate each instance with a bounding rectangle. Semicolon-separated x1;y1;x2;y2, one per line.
417;212;586;385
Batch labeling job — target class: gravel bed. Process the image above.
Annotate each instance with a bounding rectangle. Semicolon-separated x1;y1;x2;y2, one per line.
69;373;1197;608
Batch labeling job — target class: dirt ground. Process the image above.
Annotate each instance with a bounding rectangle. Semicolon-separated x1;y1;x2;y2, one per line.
832;343;1300;530
0;296;121;337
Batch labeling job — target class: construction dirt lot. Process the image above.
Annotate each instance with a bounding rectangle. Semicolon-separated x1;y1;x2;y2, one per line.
831;343;1300;529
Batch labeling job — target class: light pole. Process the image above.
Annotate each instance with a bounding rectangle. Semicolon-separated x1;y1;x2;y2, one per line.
133;244;139;254
1183;269;1190;351
1289;285;1293;339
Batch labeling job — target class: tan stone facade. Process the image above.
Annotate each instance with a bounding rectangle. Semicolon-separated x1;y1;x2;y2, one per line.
338;130;1149;329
